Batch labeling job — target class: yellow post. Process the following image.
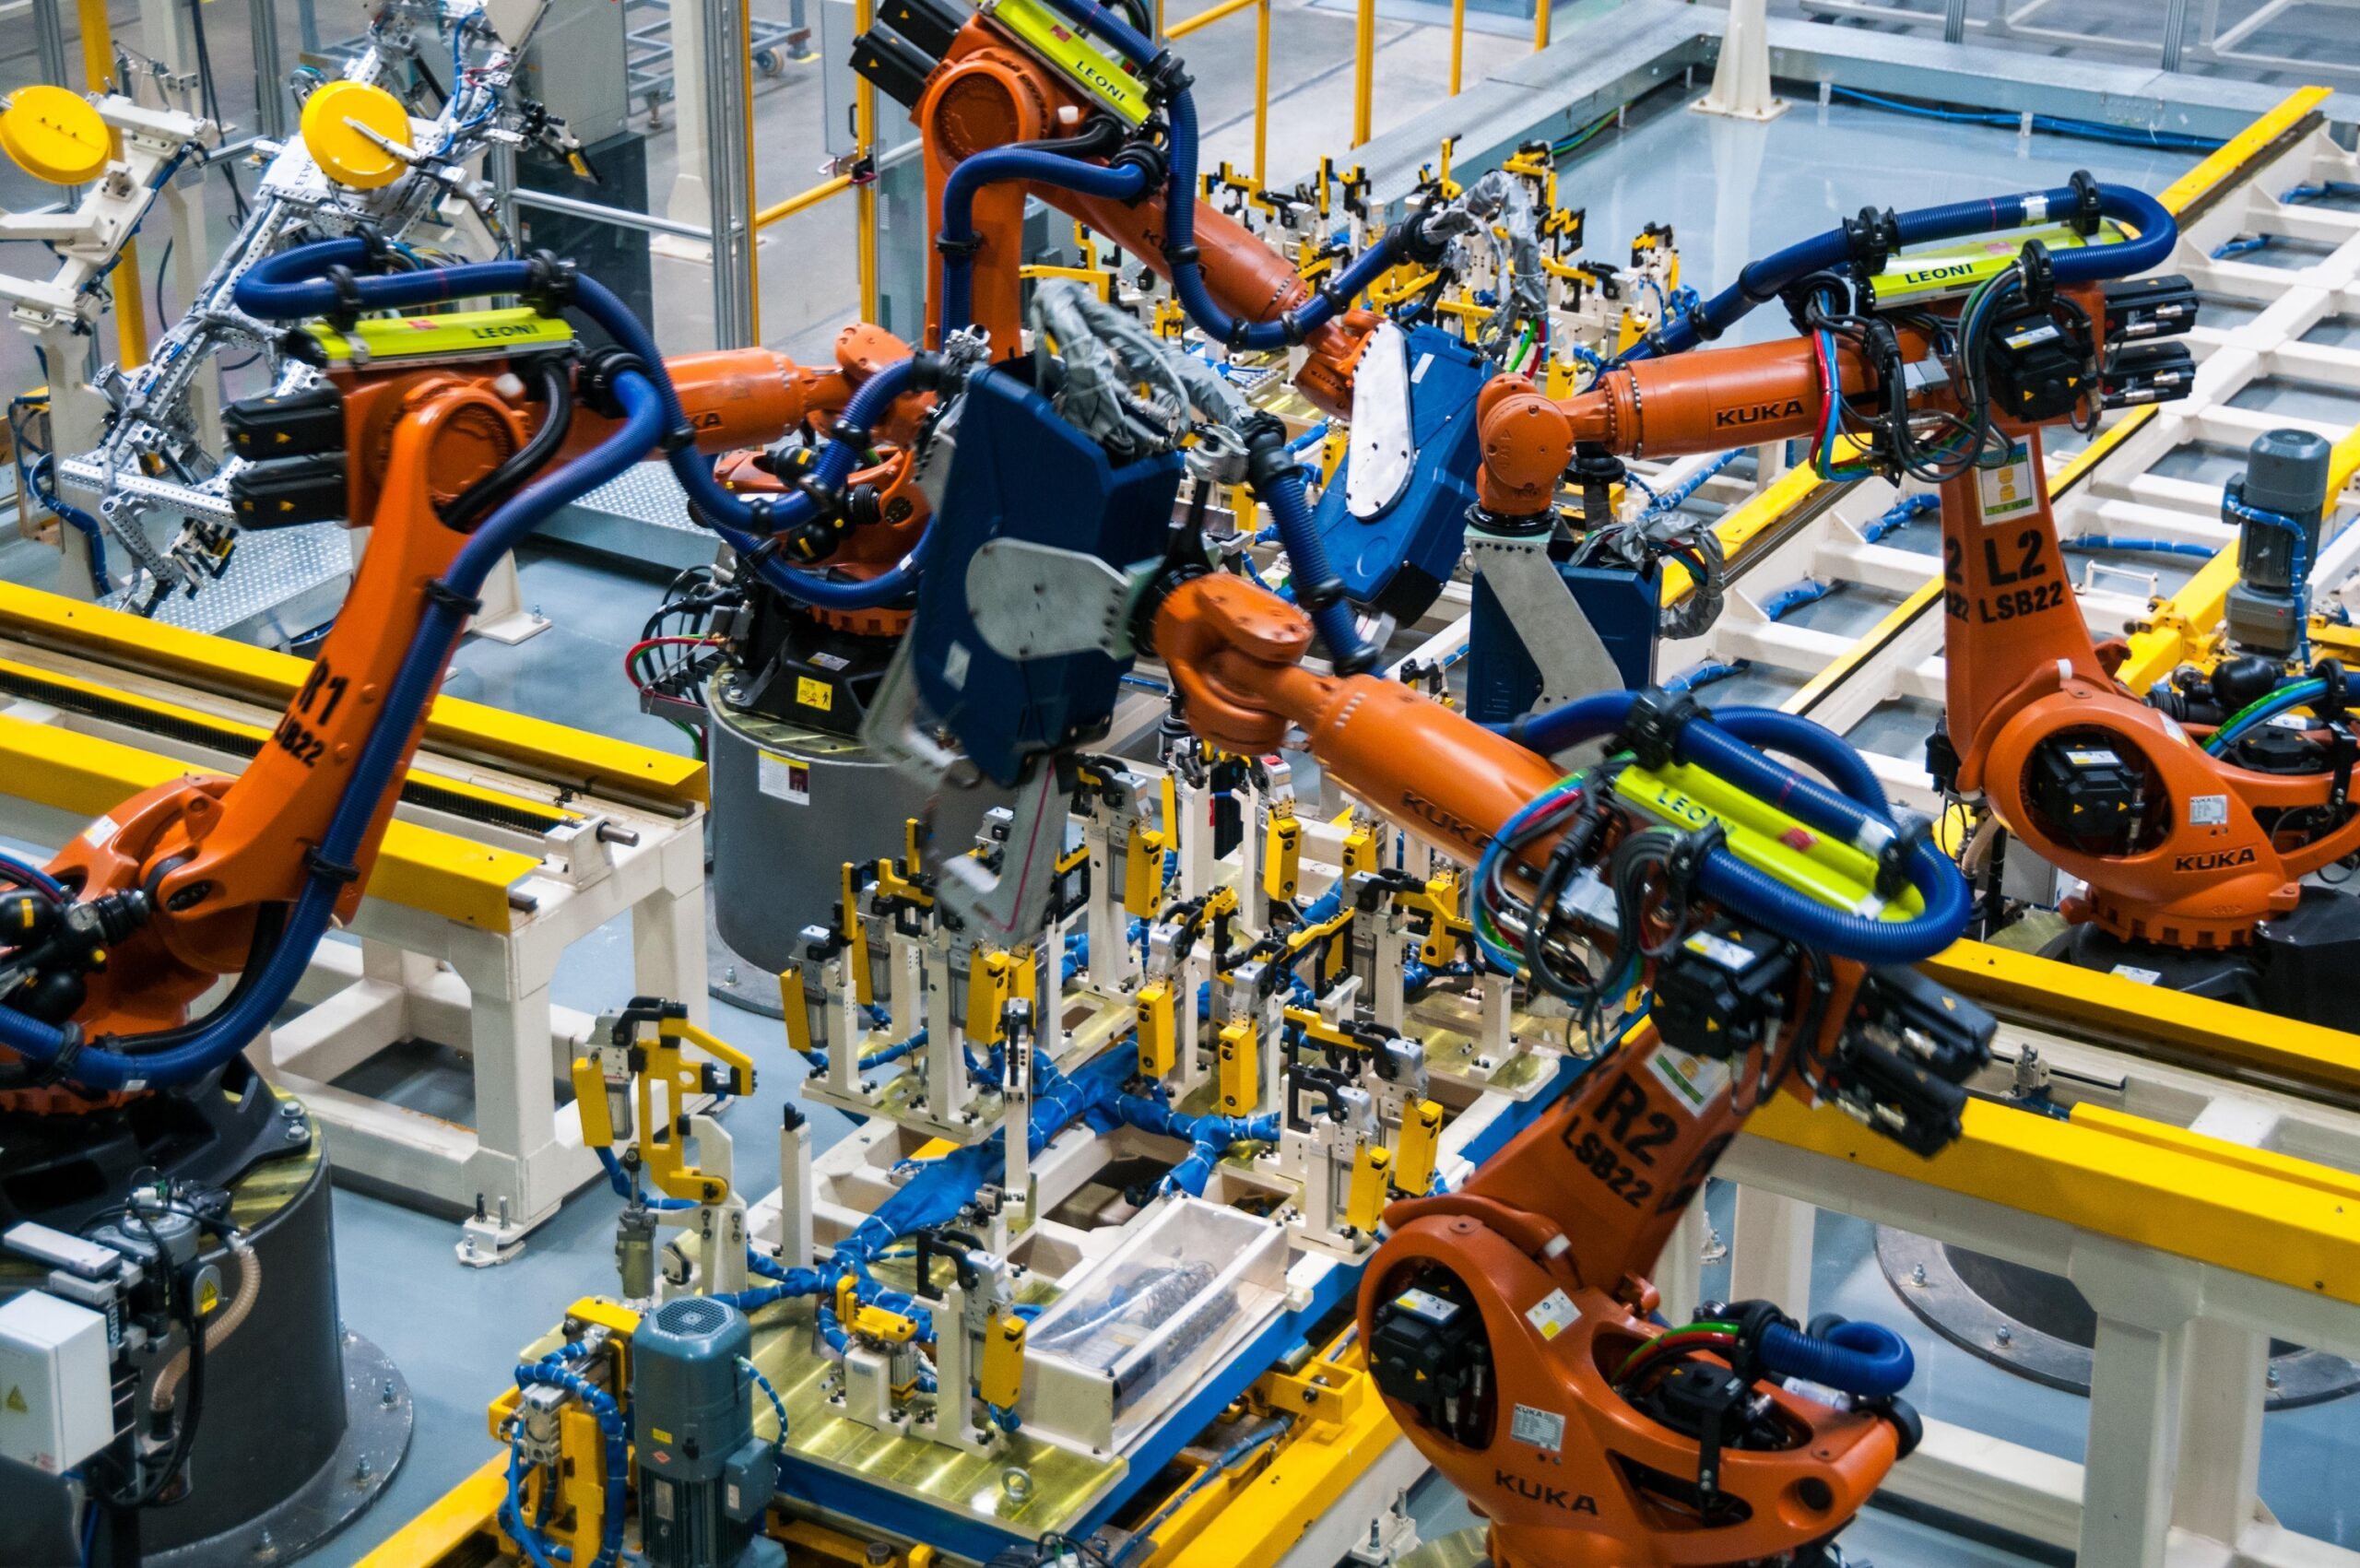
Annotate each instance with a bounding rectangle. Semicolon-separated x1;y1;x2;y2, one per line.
1253;0;1270;187
856;0;880;323
76;0;146;368
1351;0;1375;147
1449;0;1465;94
1533;0;1551;51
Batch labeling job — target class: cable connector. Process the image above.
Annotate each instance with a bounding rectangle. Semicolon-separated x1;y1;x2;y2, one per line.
2016;237;2056;312
304;846;362;886
425;578;485;617
321;264;366;335
2314;656;2348;721
576;346;653;420
1144;50;1194;103
2067;169;2103;238
519;250;578;315
1616;687;1702;770
934;231;985;260
1108;138;1168;191
1841;205;1900;277
1873;815;1934;902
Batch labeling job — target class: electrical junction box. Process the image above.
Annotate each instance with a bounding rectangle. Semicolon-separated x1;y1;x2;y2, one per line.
0;1291;112;1473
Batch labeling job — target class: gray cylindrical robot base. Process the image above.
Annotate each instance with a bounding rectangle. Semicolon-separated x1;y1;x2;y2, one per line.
706;685;1008;986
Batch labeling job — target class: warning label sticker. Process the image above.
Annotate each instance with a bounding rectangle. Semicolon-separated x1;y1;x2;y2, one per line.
1526;1288;1579;1341
757;750;811;806
1978;441;2040;524
1511;1403;1567;1452
1647;1045;1731;1114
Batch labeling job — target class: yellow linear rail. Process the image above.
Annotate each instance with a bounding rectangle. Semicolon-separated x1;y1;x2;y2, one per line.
0;713;539;932
1746;1088;2360;1305
1927;938;2360;1099
352;1455;509;1568
2154;85;2330;218
0;584;704;809
0;655;578;831
1153;1339;1404;1568
1659;461;1833;607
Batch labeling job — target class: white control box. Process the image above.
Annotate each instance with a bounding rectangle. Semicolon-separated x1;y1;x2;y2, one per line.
0;1291;113;1473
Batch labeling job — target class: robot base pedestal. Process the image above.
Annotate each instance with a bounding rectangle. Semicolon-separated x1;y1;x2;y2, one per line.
0;1116;413;1564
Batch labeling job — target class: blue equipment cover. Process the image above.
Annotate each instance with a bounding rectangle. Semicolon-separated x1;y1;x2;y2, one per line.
1311;324;1493;621
910;365;1185;786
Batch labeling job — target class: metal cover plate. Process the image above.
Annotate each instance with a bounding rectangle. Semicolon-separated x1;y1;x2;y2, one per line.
1345;320;1414;520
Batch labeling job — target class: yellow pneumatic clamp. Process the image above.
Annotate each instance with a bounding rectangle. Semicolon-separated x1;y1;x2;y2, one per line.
572;999;755;1206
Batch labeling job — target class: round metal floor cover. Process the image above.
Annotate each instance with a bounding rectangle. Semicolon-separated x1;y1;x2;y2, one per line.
1875;1227;2360;1409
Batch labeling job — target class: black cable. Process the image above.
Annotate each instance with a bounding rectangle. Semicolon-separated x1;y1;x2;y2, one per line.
442;360;574;531
183;0;248;223
103;904;286;1059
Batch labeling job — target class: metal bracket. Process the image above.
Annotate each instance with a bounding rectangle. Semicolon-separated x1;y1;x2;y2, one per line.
938;765;1073;945
1464;527;1624;707
965;537;1139;662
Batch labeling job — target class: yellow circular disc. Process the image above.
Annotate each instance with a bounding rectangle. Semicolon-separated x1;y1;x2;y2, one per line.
300;80;412;190
0;86;111;186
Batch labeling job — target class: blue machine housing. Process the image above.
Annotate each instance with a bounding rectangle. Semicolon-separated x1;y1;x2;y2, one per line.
1311;324;1492;622
911;364;1185;786
1465;561;1662;725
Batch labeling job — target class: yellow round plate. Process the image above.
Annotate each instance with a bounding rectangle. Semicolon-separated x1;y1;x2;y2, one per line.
300;80;412;190
0;86;111;186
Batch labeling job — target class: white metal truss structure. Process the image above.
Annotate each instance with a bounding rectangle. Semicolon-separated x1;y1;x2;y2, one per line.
1717;1018;2360;1568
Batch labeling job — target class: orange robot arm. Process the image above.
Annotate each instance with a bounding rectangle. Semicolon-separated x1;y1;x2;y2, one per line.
1149;569;1948;1568
28;330;916;1050
1471;288;2360;949
905;16;1375;417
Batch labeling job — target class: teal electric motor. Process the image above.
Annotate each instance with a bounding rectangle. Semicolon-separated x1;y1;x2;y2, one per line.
632;1297;786;1568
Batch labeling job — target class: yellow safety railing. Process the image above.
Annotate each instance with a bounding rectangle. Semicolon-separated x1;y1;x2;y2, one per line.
77;0;146;367
746;0;879;332
1166;0;1276;186
755;172;854;230
1534;0;1551;50
1352;0;1375;147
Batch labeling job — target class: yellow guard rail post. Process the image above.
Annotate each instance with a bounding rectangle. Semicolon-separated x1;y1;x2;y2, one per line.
1165;0;1274;188
75;0;146;367
1352;0;1375;147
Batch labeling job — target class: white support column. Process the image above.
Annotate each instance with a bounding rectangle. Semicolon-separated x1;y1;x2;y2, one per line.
2171;1316;2267;1547
454;939;563;1224
1084;810;1134;993
632;828;710;1025
1729;1185;1813;1310
2069;1238;2203;1568
2168;1100;2276;1550
777;1109;815;1270
663;0;716;227
1693;0;1788;122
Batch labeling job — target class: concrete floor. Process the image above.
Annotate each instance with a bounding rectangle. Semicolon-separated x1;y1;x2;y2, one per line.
5;3;2360;1564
